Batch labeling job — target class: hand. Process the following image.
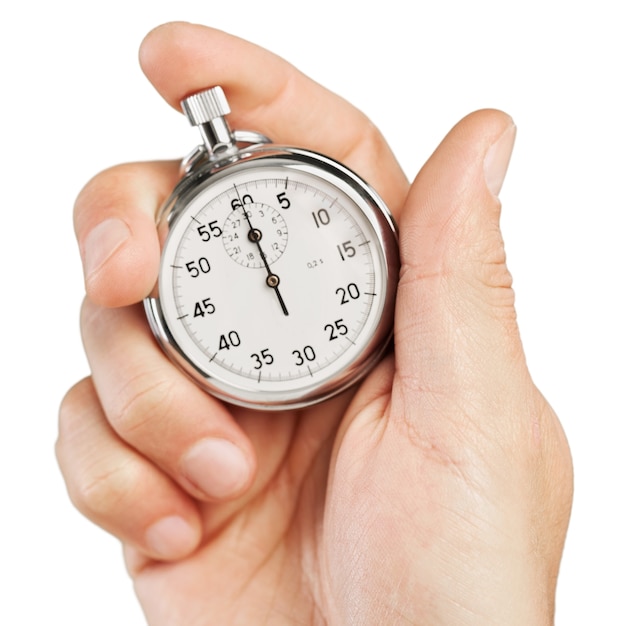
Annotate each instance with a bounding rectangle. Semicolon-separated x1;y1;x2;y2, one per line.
57;22;572;625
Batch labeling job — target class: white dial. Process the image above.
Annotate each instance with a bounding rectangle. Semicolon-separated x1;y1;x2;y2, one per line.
145;87;398;410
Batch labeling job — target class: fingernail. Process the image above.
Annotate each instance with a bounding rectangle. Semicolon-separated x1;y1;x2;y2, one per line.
483;122;517;198
83;218;131;279
181;439;252;500
145;515;198;560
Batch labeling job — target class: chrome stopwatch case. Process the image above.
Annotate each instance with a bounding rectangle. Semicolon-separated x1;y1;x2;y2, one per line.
145;87;399;410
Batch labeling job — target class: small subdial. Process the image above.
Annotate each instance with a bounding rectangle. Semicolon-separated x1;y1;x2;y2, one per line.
222;202;288;268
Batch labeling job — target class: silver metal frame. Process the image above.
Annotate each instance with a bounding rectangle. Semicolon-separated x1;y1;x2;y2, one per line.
144;141;399;410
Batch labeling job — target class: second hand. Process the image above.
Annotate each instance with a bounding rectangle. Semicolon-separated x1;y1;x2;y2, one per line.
234;186;289;316
248;227;289;316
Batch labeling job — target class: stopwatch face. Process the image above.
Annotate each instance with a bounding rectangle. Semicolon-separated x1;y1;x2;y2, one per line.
146;150;398;409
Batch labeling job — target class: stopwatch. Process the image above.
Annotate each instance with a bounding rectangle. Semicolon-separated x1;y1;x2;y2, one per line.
145;87;399;410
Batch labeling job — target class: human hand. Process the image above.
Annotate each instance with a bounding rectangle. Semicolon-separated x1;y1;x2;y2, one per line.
57;22;573;626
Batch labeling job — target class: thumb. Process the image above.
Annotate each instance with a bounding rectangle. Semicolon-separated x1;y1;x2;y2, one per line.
394;109;528;427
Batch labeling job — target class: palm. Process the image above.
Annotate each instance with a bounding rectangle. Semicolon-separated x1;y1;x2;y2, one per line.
130;374;390;625
131;345;571;626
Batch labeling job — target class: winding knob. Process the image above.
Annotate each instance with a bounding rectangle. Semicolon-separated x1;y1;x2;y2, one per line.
181;87;231;126
180;86;235;156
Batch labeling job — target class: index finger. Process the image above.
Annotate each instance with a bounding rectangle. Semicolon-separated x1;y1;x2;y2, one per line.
75;22;408;308
139;22;409;214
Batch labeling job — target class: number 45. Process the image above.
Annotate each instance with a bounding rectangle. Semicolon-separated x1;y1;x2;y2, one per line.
193;298;215;317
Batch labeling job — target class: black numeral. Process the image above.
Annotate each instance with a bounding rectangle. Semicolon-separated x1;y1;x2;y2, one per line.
197;220;223;242
312;208;331;228
277;192;291;209
336;283;360;304
251;348;274;370
324;319;348;341
231;194;254;211
292;345;316;366
337;241;356;260
219;330;241;351
186;257;211;277
193;298;216;317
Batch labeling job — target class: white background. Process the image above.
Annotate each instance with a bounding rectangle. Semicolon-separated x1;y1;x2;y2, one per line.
1;1;620;624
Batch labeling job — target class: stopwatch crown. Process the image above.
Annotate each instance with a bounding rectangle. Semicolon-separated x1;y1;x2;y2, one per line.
180;87;235;157
181;87;231;126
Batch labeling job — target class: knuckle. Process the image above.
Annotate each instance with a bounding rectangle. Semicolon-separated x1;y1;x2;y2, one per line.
70;457;141;520
108;369;177;438
343;116;387;166
75;163;140;218
74;160;179;230
56;377;96;455
79;296;120;343
58;378;88;430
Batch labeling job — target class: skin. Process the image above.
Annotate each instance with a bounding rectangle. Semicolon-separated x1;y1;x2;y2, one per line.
56;22;573;626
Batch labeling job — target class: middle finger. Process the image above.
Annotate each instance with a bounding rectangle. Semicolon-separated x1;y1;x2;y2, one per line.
81;298;257;502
